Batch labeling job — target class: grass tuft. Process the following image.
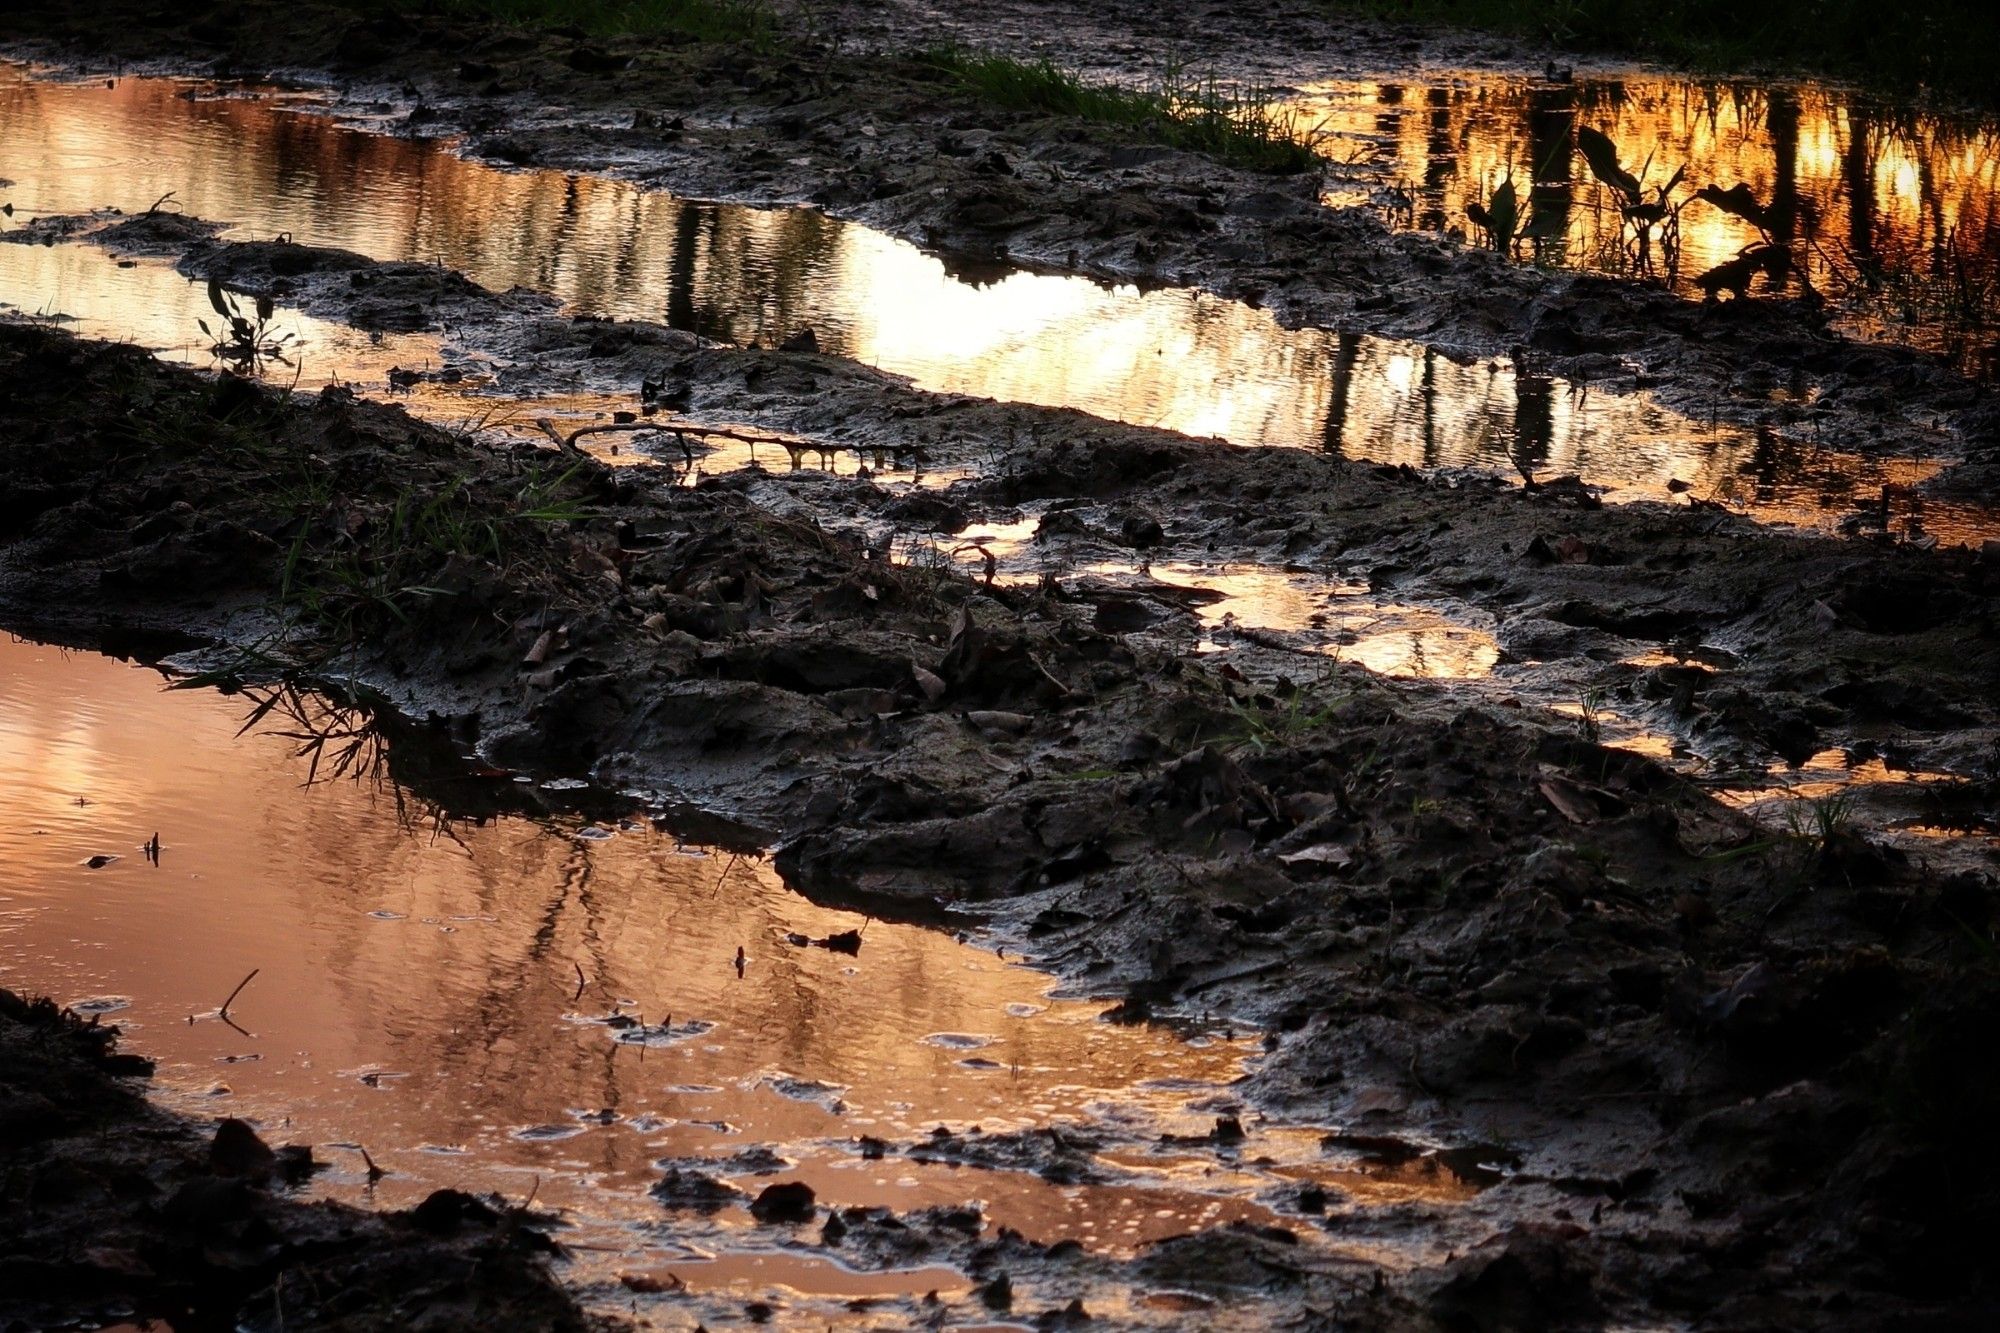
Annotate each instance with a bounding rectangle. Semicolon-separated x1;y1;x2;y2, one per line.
921;47;1327;174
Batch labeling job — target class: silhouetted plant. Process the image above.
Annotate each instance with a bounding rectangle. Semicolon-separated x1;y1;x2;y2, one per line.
1690;181;1794;300
1576;126;1687;280
199;279;294;371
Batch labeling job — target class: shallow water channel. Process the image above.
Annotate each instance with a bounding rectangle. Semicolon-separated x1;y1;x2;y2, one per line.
0;636;1510;1327
1;62;1990;543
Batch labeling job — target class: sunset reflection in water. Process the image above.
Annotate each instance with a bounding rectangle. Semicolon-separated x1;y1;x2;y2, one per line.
1;64;1990;541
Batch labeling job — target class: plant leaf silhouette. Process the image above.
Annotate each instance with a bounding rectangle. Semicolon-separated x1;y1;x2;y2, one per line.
1695;183;1774;232
1577;127;1641;205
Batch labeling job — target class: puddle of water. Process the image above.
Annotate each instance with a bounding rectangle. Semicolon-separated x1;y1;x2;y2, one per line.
1139;562;1501;679
0;232;953;487
2;65;1990;543
907;517;1502;680
0;636;1484;1321
1696;747;1995;870
1302;73;2000;372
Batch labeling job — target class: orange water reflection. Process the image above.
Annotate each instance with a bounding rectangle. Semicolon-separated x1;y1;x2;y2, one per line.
2;65;1990;542
0;637;1485;1320
1304;73;2000;369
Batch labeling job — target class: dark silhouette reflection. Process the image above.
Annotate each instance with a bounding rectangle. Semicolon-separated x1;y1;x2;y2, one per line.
1511;354;1555;480
1525;86;1576;264
1768;91;1802;256
1307;71;1999;368
1844;109;1876;261
1320;332;1362;453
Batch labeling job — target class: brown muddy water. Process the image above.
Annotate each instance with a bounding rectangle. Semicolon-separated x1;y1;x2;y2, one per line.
1305;71;2000;372
1;63;1992;543
0;635;1512;1327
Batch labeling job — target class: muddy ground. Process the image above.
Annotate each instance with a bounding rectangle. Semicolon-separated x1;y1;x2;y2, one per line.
2;307;1997;1326
0;986;617;1332
2;0;1995;503
41;209;2000;786
1;0;1998;1328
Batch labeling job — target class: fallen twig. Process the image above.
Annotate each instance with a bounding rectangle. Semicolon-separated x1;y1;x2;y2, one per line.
219;967;259;1018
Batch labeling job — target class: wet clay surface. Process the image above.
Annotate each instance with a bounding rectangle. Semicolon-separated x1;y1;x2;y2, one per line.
1;318;1997;1327
6;636;1494;1329
7;64;1990;540
0;987;614;1332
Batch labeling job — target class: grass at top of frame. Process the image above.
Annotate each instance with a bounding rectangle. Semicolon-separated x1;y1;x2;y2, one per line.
920;46;1328;175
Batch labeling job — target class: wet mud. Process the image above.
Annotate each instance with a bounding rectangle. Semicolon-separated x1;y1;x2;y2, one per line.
2;314;1997;1327
0;985;614;1332
0;1;1997;1328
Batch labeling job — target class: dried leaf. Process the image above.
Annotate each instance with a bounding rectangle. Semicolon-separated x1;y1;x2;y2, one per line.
1537;776;1596;824
911;661;947;703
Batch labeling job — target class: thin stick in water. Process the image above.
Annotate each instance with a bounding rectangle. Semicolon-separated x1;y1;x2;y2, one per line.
219;968;260;1018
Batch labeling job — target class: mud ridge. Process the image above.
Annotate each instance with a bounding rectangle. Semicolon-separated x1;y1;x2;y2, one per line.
37;214;2000;787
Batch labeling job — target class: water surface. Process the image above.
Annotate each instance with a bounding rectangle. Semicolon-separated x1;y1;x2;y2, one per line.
1304;71;2000;370
2;64;1988;542
0;636;1497;1324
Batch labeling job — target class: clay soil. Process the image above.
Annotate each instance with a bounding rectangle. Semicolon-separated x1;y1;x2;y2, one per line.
1;2;1998;1330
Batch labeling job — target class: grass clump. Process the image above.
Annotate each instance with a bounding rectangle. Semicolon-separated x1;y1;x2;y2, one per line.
276;459;595;645
1327;0;2000;108
432;0;779;48
921;47;1327;174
